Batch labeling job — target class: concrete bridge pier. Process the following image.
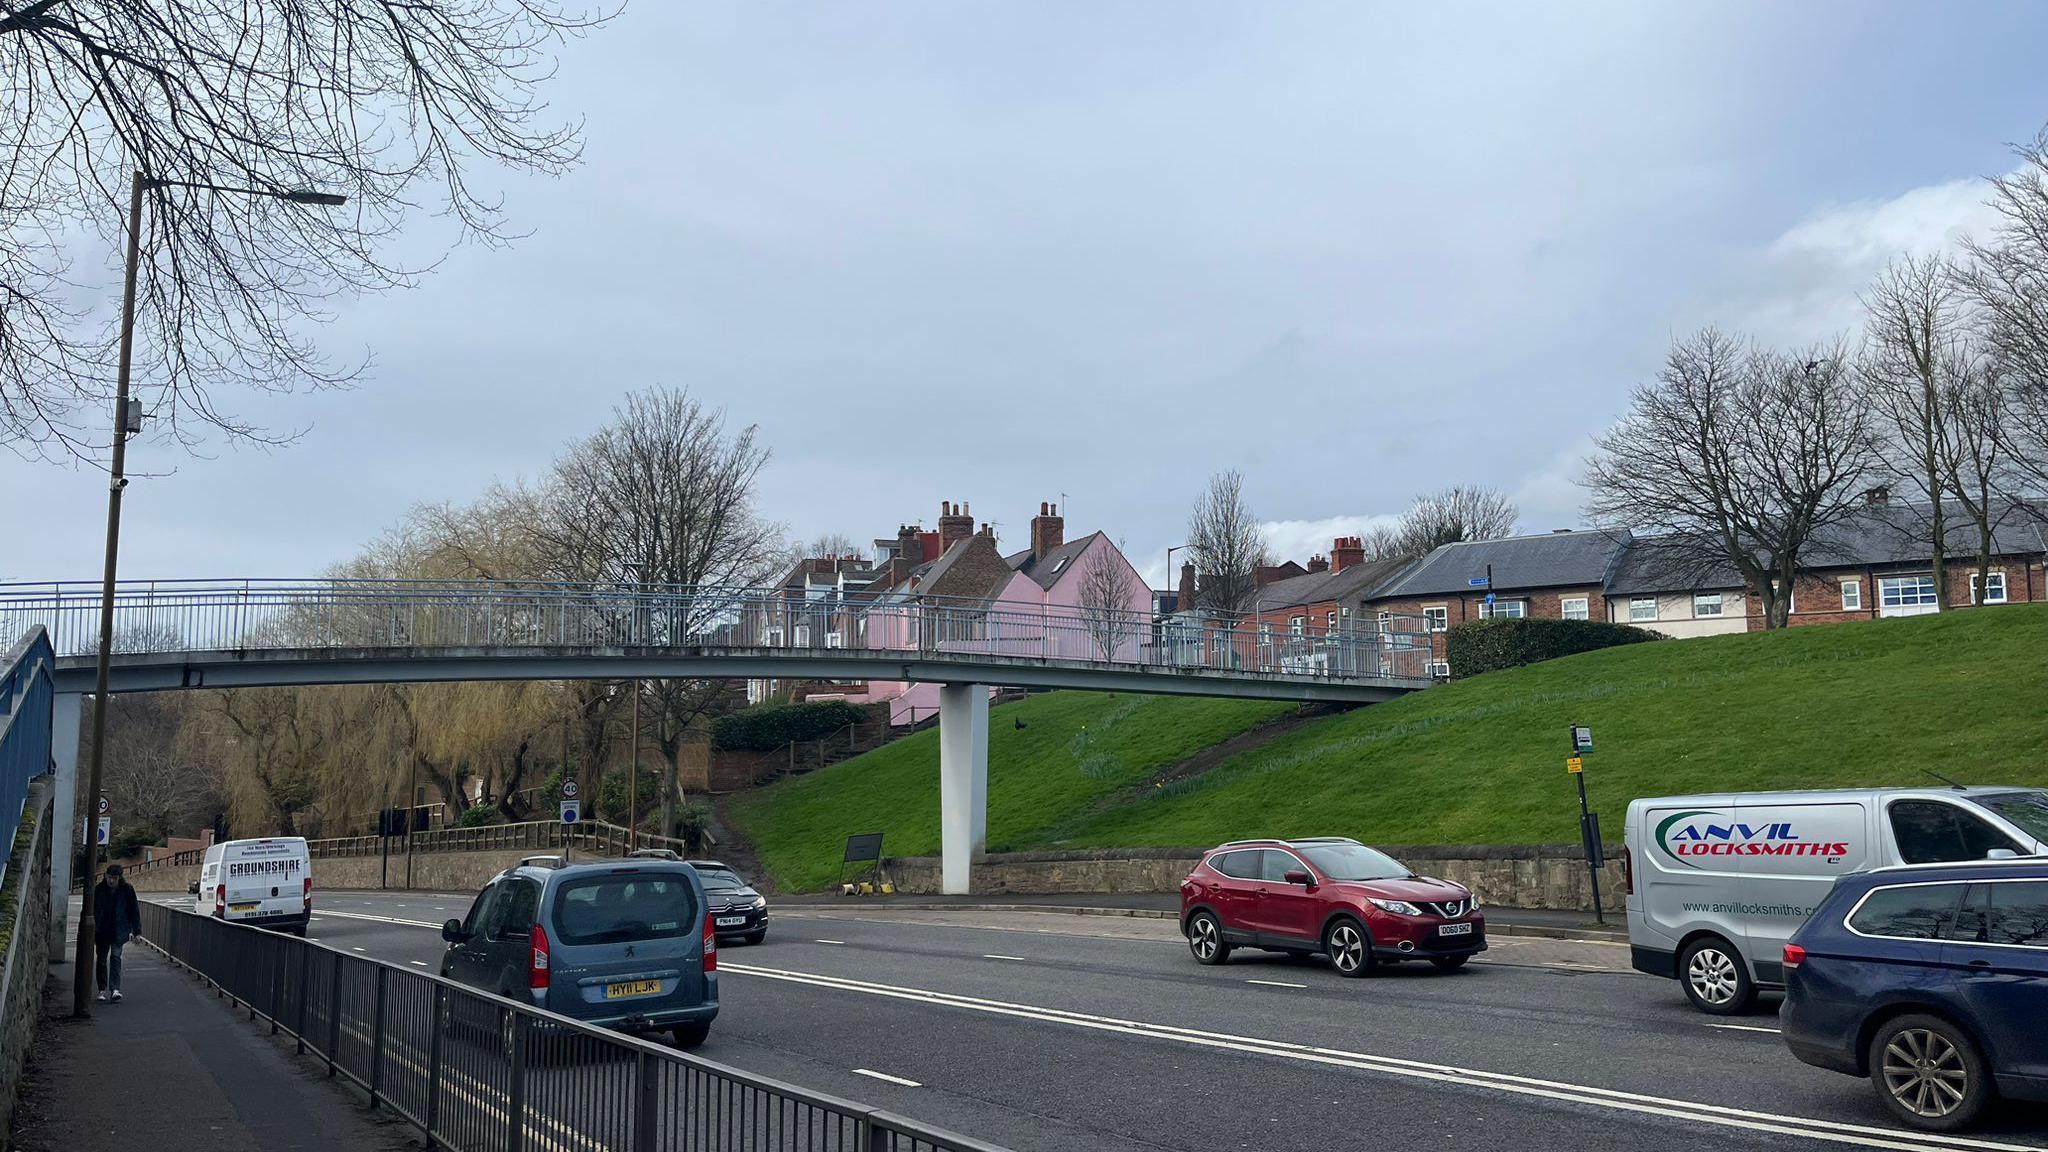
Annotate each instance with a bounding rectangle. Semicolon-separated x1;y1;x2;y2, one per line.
50;690;80;962
937;682;989;895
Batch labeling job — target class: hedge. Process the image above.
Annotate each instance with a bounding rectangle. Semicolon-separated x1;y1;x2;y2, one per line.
710;700;870;752
1444;616;1662;679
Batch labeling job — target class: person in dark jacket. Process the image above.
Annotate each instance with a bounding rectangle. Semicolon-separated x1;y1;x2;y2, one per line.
92;863;143;1002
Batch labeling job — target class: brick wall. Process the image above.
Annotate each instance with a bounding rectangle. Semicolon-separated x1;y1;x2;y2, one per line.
1748;555;2046;627
1369;585;1607;665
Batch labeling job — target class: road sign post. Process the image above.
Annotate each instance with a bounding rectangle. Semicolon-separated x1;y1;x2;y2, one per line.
1566;724;1604;924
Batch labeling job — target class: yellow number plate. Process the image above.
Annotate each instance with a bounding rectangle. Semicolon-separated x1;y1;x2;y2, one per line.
603;979;662;1000
229;902;259;912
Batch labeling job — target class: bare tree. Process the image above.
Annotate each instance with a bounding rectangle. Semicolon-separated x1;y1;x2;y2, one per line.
532;387;783;834
1583;329;1878;628
1859;254;1969;606
1;0;614;455
1945;352;2021;603
1186;470;1269;614
1958;126;2048;511
82;692;221;842
1076;538;1144;661
1359;523;1407;563
1390;485;1519;558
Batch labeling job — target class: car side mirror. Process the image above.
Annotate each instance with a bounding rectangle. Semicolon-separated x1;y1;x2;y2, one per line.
1987;848;2020;860
1283;869;1313;886
188;881;200;895
441;918;469;943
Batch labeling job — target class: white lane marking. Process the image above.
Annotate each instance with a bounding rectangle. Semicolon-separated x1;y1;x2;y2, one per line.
352;947;366;952
982;954;1026;962
815;939;846;945
315;909;443;929
1246;979;1308;989
410;960;428;967
1706;1023;1783;1034
721;961;2036;1152
852;1068;922;1088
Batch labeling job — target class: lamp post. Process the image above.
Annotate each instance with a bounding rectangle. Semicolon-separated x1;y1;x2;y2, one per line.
1163;544;1188;611
623;562;647;850
72;172;346;1018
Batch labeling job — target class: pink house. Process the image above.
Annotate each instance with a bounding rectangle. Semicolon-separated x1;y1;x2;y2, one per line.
795;501;1152;725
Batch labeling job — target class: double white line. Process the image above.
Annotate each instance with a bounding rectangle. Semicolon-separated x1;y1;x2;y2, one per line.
723;961;2041;1152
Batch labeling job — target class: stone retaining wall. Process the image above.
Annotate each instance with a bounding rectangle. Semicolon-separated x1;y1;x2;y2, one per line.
1;781;54;1151
881;842;1625;913
127;846;542;898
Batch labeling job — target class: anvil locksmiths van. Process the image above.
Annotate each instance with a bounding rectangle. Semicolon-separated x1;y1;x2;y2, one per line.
1625;788;2048;1015
192;837;313;935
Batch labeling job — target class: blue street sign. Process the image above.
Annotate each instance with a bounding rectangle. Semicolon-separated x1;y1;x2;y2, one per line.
1468;577;1490;586
1484;593;1495;604
560;799;580;826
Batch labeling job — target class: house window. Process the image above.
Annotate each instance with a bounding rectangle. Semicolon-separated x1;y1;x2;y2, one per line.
1478;599;1525;619
1971;572;2008;605
1560;596;1589;621
1326;610;1338;635
1258;623;1272;644
1693;592;1723;618
1426;660;1451;680
1629;597;1658;623
1290;616;1306;636
1423;606;1448;632
1376;610;1392;634
1840;580;1861;611
1879;575;1939;615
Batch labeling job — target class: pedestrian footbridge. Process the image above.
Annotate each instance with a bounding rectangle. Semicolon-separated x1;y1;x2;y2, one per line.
3;578;1433;934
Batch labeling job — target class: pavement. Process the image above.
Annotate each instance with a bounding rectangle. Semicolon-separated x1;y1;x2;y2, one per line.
8;926;415;1152
252;889;2048;1152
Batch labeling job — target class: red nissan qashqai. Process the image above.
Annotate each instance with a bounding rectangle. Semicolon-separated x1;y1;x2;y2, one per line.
1180;837;1486;976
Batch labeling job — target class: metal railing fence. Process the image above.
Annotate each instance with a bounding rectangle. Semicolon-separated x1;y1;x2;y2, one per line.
0;579;1434;684
126;819;699;874
139;902;1006;1152
0;628;55;893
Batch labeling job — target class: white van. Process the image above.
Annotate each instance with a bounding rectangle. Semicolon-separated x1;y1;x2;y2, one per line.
1625;787;2048;1014
191;837;313;935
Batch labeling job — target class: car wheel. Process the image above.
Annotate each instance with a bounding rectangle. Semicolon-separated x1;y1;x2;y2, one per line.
1869;1014;1990;1131
671;1020;712;1049
743;929;766;946
1679;935;1754;1015
1186;911;1232;966
1430;955;1470;972
1325;917;1373;979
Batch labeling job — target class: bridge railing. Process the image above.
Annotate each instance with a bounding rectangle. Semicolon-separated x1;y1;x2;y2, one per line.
0;628;55;893
127;820;704;874
139;901;1007;1152
0;579;1435;683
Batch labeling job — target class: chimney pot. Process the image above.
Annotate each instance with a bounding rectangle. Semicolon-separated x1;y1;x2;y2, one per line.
1041;501;1049;515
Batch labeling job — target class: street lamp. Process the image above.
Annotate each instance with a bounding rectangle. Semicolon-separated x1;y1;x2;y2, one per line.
623;561;648;850
72;171;346;1018
1164;544;1188;611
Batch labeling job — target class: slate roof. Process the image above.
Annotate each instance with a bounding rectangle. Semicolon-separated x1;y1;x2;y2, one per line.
1251;556;1415;611
1604;501;2048;595
1373;530;1634;598
1009;532;1102;591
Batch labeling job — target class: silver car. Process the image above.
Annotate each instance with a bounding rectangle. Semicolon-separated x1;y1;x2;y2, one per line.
1625;786;2048;1015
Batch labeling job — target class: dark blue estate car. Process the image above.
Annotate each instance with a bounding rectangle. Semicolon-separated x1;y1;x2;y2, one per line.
1782;859;2048;1131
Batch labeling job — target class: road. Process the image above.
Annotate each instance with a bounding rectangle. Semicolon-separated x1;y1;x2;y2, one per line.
158;890;2048;1152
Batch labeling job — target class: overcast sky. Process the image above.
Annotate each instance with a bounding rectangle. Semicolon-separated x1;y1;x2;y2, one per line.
9;1;2048;589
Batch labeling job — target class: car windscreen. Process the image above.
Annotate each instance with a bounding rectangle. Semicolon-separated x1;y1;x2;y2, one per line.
1298;843;1411;881
694;868;745;890
1976;791;2048;846
550;875;699;946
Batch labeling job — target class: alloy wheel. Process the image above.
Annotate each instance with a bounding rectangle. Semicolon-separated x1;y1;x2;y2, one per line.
1882;1029;1969;1119
1328;923;1365;974
1190;916;1219;962
1685;946;1739;1006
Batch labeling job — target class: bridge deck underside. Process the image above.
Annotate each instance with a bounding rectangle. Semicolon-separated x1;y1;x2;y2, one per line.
54;645;1424;704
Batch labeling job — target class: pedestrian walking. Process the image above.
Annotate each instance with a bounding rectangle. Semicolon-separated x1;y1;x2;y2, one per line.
93;863;143;1002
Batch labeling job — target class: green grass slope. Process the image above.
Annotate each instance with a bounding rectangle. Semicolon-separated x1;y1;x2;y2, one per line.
729;605;2048;890
1061;603;2048;849
724;693;1293;891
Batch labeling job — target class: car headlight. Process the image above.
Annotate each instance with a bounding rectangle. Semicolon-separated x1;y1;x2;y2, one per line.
1368;898;1423;916
753;896;768;910
1467;891;1480;910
